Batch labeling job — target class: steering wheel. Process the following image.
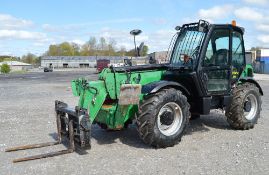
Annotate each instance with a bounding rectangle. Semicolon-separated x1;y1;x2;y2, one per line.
190;46;200;59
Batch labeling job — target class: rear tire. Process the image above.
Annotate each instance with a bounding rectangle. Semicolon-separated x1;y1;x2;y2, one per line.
136;88;190;148
225;83;262;130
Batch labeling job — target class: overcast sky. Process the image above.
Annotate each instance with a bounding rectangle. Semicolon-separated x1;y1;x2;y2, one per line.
0;0;269;56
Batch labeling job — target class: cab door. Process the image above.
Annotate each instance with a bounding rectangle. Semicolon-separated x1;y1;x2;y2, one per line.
200;28;232;95
231;30;245;81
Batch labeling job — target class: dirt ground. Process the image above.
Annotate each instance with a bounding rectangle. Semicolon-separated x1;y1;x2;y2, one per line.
0;71;268;175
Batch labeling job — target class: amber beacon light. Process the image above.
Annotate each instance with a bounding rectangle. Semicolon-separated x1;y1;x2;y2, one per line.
232;20;237;26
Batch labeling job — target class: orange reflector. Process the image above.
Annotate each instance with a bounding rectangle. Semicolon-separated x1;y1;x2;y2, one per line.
232;20;236;26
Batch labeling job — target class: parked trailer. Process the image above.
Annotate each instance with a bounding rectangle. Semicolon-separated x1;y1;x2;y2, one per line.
96;59;110;72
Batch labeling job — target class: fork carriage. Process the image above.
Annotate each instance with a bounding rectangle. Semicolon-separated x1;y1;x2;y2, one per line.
5;101;91;163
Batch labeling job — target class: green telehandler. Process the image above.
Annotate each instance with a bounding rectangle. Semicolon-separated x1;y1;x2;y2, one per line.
6;20;263;162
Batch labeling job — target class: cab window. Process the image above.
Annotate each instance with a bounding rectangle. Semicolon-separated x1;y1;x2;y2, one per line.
204;30;229;66
232;31;244;74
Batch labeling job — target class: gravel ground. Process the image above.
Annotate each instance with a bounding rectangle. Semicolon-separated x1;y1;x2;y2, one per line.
0;71;268;175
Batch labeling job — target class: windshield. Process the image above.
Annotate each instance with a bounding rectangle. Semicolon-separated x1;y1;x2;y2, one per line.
170;26;207;67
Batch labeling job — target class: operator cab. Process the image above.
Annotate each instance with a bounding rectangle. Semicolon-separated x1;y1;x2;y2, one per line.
200;22;246;95
166;20;247;114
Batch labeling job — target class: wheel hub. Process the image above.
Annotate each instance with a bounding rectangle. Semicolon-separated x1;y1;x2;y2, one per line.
244;101;251;112
160;110;174;125
157;102;183;136
244;94;258;120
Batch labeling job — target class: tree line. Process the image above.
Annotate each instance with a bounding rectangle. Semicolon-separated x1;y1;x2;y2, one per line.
0;36;149;66
0;55;40;66
44;37;148;57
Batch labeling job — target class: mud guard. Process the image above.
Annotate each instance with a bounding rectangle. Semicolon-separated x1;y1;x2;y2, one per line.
142;80;190;96
239;77;263;95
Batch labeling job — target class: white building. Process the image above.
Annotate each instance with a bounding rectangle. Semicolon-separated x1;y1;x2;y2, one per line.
255;48;269;74
256;48;269;61
0;61;32;71
41;56;148;68
148;51;169;63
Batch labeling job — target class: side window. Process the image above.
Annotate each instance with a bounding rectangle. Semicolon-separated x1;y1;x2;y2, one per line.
232;31;244;71
216;37;229;50
204;41;213;65
204;30;229;66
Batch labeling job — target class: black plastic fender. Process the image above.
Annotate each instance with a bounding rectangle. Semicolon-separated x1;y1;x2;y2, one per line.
142;80;191;96
239;77;263;95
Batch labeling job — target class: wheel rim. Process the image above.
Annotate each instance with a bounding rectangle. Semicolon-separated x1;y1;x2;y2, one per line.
157;102;183;136
244;94;258;120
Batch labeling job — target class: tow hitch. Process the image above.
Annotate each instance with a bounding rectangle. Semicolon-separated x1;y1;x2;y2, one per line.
5;101;91;163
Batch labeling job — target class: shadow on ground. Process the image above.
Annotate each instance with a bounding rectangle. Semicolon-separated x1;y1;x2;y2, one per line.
186;112;231;135
49;112;232;151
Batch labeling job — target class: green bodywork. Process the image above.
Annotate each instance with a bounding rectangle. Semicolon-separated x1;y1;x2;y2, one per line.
71;68;165;129
71;64;253;129
241;64;253;78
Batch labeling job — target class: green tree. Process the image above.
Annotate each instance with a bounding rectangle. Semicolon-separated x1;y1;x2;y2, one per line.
119;46;126;56
80;37;97;56
80;43;90;56
59;42;75;56
71;43;80;56
89;37;97;50
99;37;107;52
4;57;16;61
21;53;37;64
0;64;11;74
0;56;19;62
48;44;59;56
108;39;116;56
35;57;42;66
126;49;136;56
43;37;149;57
46;42;75;56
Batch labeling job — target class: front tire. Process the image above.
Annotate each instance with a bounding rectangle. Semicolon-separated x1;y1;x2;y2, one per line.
136;88;190;148
225;83;262;130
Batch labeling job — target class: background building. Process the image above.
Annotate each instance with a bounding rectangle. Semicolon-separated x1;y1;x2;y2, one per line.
0;61;32;71
254;48;269;74
41;56;149;68
148;51;169;63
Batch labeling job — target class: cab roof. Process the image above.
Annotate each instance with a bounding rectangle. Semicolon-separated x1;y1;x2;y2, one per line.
178;20;245;34
212;24;245;34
